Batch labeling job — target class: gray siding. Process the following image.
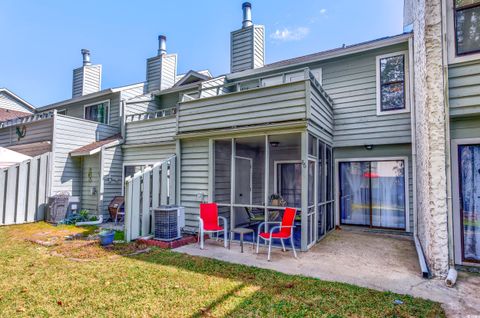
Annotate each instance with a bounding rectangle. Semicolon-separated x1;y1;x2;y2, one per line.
125;117;176;145
125;95;158;116
0;92;33;113
320;43;411;147
0;118;53;147
180;139;209;231
122;143;176;165
200;76;227;98
333;143;414;232
230;25;265;73
81;153;100;213
309;82;334;142
51;115;119;196
72;65;102;98
178;81;308;133
102;145;123;217
450;116;480;139
448;60;480;117
51;92;121;128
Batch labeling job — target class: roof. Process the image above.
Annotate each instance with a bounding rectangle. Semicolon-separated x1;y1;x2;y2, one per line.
70;134;122;157
0;108;32;121
37;82;144;111
228;32;412;80
174;70;212;87
6;141;52;157
0;88;36;111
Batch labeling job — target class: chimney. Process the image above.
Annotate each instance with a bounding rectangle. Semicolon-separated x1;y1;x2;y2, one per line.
403;0;414;32
230;2;265;73
146;35;177;93
242;2;252;28
72;49;102;98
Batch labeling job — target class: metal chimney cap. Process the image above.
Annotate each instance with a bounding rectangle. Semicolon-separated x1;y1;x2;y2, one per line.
242;2;251;8
158;35;167;41
81;49;91;66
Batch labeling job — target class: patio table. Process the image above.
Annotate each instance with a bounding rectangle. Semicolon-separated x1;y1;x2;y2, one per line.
229;227;255;253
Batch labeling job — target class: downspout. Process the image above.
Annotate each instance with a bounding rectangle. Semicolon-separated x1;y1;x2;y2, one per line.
408;36;431;278
440;0;457;280
120;99;126;139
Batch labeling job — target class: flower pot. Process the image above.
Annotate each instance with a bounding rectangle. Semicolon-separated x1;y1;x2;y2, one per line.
99;230;115;246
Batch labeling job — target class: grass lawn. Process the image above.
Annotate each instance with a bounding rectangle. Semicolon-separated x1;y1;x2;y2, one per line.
0;223;444;317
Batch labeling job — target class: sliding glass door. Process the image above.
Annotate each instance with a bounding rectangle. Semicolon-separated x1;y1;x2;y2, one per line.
339;160;406;230
458;145;480;263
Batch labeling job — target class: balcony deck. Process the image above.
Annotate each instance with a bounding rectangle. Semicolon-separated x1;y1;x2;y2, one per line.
177;69;333;136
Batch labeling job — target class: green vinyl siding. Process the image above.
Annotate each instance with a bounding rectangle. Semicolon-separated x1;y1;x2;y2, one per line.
450;116;480;139
449;60;480;117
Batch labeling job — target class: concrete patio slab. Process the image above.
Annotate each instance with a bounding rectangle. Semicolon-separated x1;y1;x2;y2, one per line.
174;229;480;317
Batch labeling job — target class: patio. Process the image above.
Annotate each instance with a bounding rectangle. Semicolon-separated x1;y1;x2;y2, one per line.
175;228;480;317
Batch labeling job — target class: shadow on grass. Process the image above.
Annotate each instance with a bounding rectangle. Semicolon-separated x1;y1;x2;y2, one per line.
121;247;445;318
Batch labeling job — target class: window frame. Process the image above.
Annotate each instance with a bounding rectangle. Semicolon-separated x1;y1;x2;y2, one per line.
375;51;410;116
454;0;480;57
83;99;110;124
447;0;480;64
57;109;67;115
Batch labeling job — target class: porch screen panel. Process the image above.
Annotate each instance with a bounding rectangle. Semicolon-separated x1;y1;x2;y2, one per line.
214;140;232;204
307;160;316;245
317;142;325;237
370;161;406;229
459;145;480;262
339;162;370;226
325;146;334;231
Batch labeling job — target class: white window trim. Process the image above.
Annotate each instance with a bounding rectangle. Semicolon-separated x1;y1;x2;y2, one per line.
83;99;110;125
451;138;480;267
446;0;480;64
375;51;410;116
334;156;410;232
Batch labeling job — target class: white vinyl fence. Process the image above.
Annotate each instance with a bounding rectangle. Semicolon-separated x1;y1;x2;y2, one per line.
0;152;51;225
124;156;176;242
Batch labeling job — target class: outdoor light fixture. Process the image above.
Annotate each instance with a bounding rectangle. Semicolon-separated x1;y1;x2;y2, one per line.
270;141;280;147
364;144;374;150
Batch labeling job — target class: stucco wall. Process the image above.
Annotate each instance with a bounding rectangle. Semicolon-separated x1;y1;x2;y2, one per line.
412;0;449;277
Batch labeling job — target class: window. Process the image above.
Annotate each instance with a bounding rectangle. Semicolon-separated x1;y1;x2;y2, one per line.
57;109;67;115
454;0;480;56
376;52;408;115
84;100;109;124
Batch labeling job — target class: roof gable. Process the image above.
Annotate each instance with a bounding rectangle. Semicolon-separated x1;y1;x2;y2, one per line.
174;70;211;87
0;88;35;112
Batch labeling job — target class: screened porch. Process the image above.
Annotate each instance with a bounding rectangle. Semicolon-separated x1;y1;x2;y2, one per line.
211;132;334;251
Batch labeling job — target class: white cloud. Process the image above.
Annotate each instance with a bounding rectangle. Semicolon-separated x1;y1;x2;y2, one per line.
320;8;327;14
270;27;310;41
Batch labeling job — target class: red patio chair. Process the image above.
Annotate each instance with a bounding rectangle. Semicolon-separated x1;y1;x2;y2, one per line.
256;207;298;261
198;203;228;249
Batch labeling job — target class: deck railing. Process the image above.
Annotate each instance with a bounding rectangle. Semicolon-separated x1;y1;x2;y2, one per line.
125;107;177;123
0;110;55;129
124;155;176;242
193;68;333;103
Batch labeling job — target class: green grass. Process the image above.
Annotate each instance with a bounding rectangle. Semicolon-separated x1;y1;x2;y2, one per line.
0;223;445;317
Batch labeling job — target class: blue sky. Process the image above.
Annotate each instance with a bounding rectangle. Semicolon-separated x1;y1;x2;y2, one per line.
0;0;404;107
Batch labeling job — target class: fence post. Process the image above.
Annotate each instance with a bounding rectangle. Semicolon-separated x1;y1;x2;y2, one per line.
26;157;39;223
4;165;18;225
0;169;5;225
141;168;151;236
124;177;132;242
15;161;29;223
